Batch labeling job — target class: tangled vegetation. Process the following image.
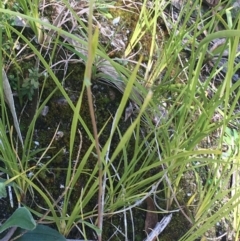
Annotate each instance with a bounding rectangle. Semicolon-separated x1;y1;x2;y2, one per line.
0;0;240;240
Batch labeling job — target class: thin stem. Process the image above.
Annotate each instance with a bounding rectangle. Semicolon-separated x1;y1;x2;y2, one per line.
84;0;103;240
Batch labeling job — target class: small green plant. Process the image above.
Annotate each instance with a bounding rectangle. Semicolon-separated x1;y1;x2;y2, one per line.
0;205;36;240
8;72;19;91
0;190;66;241
21;68;40;100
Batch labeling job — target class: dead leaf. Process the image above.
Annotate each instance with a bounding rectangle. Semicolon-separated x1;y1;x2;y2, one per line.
2;69;24;147
124;102;134;121
144;197;158;239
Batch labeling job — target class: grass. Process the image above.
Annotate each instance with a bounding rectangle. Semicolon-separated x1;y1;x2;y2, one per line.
0;0;240;240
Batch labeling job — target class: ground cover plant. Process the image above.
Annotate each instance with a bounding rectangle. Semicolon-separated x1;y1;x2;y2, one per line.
0;0;240;240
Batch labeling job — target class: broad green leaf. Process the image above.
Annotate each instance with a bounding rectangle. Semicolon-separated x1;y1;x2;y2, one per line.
15;225;66;241
0;207;36;233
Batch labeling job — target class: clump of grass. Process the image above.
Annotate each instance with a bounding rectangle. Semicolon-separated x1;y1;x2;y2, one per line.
0;0;240;240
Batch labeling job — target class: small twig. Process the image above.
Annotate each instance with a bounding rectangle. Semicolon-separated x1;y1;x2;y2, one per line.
0;227;17;241
143;214;172;241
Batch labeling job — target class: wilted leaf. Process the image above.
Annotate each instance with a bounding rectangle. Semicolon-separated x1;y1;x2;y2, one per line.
144;197;158;236
2;69;24;147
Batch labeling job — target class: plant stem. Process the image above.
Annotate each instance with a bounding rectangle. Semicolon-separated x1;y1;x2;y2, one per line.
84;0;103;240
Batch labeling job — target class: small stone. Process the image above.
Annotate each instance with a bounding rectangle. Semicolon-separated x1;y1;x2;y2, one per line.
41;105;49;116
55;131;64;141
112;16;120;25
